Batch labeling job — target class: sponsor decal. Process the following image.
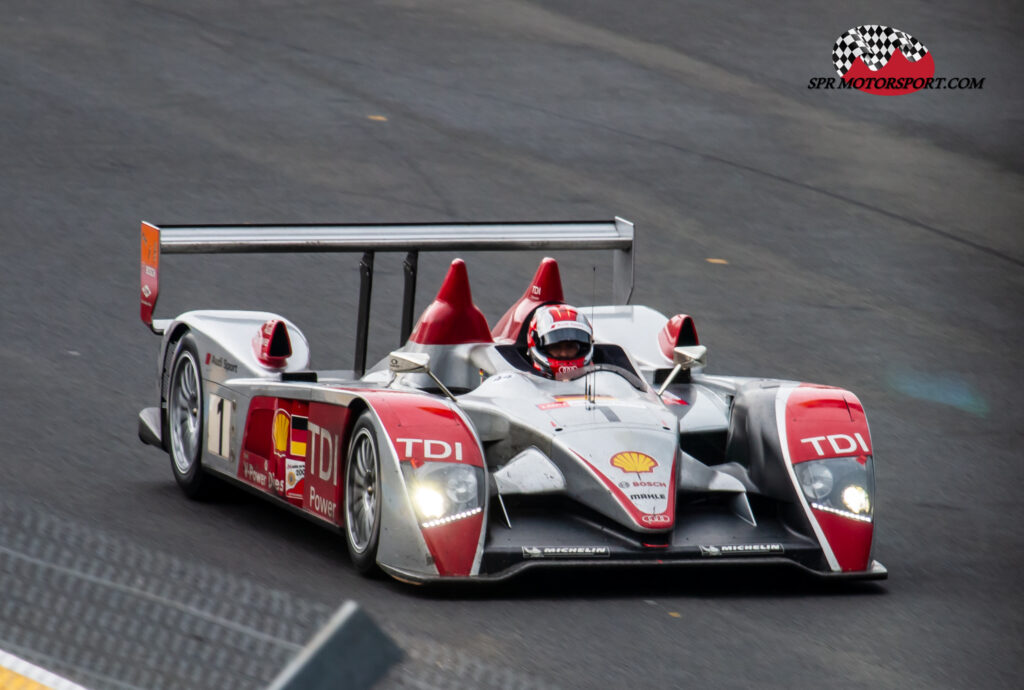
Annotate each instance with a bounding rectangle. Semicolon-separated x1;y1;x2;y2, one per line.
630;481;667;488
531;285;542;296
522;546;610;559
308;484;337;520
808;25;984;95
303;403;349;523
629;493;666;501
204;353;238;373
641;514;672;525
800;433;870;457
309;421;341;482
141;284;152;298
699;543;784;557
538;401;570;410
395;437;464;462
538;395;617;410
610;451;658;474
285;458;305;500
241;453;284;493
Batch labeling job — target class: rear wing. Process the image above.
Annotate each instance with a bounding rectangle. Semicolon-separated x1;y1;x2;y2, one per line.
140;219;635;374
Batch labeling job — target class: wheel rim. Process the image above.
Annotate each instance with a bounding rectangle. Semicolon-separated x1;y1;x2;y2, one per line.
346;427;379;553
169;351;201;475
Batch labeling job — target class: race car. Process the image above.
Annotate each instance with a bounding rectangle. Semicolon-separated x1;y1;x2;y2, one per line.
136;219;886;583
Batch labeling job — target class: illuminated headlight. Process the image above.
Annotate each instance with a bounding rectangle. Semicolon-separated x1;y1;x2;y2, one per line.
793;456;874;523
403;462;484;528
412;486;447;520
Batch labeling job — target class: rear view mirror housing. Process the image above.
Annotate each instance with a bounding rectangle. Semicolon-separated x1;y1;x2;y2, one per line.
658;345;708;396
389;351;431;374
673;345;708;369
388;351;457;403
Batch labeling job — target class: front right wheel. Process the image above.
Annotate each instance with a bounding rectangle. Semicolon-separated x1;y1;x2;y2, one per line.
344;413;383;574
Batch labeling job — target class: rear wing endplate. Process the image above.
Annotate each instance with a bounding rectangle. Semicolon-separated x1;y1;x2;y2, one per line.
140;219;635;374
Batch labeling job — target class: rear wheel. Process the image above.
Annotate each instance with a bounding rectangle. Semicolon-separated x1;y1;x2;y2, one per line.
344;414;382;574
167;333;213;499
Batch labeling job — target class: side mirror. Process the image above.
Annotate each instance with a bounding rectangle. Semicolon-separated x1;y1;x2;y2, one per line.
387;350;458;403
389;351;431;374
673;345;708;369
658;345;708;396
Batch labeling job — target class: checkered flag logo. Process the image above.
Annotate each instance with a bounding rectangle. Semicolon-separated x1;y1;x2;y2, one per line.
833;25;929;77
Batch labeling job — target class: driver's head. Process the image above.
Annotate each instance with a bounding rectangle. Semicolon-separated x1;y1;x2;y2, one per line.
527;305;594;378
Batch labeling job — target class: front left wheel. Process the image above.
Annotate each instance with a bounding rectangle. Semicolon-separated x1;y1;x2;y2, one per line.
166;333;213;499
344;414;383;574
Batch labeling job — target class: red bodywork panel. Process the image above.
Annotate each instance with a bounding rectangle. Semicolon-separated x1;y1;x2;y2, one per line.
240;397;349;521
784;386;874;571
785;386;872;464
492;257;565;343
409;259;493;345
361;390;485;575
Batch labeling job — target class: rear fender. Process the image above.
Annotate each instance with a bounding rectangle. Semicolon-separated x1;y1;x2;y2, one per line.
159;310;311;386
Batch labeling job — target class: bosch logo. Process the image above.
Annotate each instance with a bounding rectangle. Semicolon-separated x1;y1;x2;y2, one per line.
619;481;630;489
641;514;671;525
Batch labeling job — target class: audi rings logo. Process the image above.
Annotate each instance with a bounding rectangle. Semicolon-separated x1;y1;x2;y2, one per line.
641;514;671;525
809;25;984;95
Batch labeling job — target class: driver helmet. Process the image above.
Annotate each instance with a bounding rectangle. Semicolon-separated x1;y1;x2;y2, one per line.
527;304;594;378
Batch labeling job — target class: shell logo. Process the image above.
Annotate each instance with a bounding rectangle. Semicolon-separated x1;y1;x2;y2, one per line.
611;451;657;474
272;410;290;453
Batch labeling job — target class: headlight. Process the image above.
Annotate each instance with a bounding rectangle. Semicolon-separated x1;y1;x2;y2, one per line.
793;456;874;523
403;462;484;528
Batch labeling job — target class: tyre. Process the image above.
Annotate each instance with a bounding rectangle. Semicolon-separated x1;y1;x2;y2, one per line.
166;333;213;499
344;414;383;574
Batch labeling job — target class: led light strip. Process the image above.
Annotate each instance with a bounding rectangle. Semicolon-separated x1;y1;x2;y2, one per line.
421;507;483;529
811;502;873;523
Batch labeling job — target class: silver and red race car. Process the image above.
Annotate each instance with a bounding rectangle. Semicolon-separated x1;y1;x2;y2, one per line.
137;219;886;583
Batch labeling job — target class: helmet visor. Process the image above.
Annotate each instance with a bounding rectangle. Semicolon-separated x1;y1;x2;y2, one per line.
538;328;592;359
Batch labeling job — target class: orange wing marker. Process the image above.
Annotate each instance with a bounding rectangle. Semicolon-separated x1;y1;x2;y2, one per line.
140;221;160;329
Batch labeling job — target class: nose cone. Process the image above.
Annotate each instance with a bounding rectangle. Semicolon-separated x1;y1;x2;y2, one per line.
556;426;678;532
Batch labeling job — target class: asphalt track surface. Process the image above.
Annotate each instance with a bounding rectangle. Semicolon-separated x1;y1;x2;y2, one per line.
1;1;1022;688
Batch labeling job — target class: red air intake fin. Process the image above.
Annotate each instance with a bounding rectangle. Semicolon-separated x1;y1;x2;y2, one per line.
409;260;493;345
491;257;565;342
254;319;292;368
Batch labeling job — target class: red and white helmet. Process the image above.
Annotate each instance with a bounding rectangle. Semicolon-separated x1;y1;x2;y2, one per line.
527;305;594;378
